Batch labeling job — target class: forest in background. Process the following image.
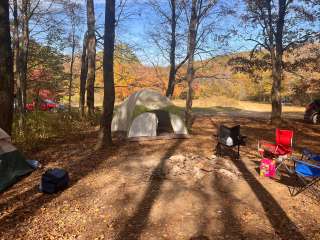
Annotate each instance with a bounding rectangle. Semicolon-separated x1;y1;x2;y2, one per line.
29;40;320;106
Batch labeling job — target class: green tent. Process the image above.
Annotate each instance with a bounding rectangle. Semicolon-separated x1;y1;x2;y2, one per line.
0;128;33;192
111;89;188;138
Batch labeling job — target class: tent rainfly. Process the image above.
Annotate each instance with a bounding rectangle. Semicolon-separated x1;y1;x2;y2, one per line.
0;128;34;192
112;89;188;139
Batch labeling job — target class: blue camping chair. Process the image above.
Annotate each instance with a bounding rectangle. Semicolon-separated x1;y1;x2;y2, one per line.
289;149;320;197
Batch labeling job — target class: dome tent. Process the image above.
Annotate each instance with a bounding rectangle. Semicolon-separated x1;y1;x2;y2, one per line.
0;128;34;192
112;89;188;139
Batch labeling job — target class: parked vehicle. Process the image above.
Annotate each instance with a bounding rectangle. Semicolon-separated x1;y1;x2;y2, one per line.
25;99;59;112
304;99;320;124
25;102;35;111
43;99;59;111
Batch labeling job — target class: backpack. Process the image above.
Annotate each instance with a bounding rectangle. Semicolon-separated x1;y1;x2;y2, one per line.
40;168;69;193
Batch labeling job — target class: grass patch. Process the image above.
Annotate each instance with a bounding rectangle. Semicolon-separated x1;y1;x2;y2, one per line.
12;110;100;151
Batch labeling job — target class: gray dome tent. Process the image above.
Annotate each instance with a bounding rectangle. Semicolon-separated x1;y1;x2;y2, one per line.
0;128;34;192
112;89;188;139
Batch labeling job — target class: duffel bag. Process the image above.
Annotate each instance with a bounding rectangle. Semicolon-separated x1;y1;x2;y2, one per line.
40;168;69;193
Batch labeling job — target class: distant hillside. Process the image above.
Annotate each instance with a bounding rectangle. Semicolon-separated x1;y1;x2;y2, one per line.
69;43;319;105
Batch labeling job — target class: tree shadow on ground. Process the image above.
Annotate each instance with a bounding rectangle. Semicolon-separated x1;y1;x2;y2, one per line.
231;157;305;239
115;140;184;240
208;116;307;239
189;235;210;240
0;134;121;234
211;175;245;239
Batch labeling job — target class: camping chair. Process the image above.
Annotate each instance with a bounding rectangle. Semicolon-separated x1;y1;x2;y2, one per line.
289;156;320;197
258;129;293;173
215;125;246;159
301;148;320;162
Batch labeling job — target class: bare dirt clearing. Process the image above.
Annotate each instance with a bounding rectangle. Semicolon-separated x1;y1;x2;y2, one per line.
1;108;320;240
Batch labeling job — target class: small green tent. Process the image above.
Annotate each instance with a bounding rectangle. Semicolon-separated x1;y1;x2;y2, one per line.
0;128;33;192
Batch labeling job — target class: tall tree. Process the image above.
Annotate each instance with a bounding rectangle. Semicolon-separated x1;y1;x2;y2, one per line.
0;0;14;134
12;0;21;113
185;0;197;129
167;0;177;98
148;0;188;98
269;0;285;123
86;0;97;117
79;32;88;116
238;0;318;123
16;0;31;127
166;0;189;98
183;0;220;128
97;0;115;148
63;1;81;111
68;29;76;111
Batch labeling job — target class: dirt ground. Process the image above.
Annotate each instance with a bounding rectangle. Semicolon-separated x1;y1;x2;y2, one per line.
1;110;320;240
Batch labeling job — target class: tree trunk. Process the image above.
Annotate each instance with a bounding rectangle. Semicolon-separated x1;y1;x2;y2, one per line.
270;57;282;124
20;0;29;108
97;0;115;148
270;0;286;124
13;0;25;133
79;32;88;117
68;31;76;111
16;0;30;130
13;0;21;107
86;0;97;117
166;0;176;99
185;0;198;129
0;0;14;134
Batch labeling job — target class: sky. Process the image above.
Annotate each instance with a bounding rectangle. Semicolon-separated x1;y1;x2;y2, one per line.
27;0;320;66
25;0;256;66
91;0;255;66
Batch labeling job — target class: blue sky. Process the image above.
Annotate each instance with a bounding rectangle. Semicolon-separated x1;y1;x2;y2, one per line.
92;0;255;66
27;0;319;66
26;0;255;66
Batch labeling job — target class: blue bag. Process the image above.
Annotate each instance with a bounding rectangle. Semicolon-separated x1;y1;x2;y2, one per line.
40;168;69;194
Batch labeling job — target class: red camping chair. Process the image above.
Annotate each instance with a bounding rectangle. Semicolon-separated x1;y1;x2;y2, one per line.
258;129;294;173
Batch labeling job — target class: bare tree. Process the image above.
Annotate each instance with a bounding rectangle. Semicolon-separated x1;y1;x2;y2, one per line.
97;0;116;148
86;0;97;117
147;0;188;98
79;32;88;117
183;0;221;128
12;0;21;116
167;0;178;98
185;0;198;128
68;29;76;111
63;1;82;111
0;0;14;134
16;0;31;127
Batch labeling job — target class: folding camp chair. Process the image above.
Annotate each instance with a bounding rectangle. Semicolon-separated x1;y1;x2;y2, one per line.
301;148;320;162
258;129;293;173
215;125;246;160
289;156;320;197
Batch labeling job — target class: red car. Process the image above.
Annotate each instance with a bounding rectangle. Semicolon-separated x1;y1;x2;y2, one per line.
26;99;59;112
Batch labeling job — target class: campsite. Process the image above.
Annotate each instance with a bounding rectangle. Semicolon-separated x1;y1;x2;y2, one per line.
1;0;320;239
1;97;320;239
